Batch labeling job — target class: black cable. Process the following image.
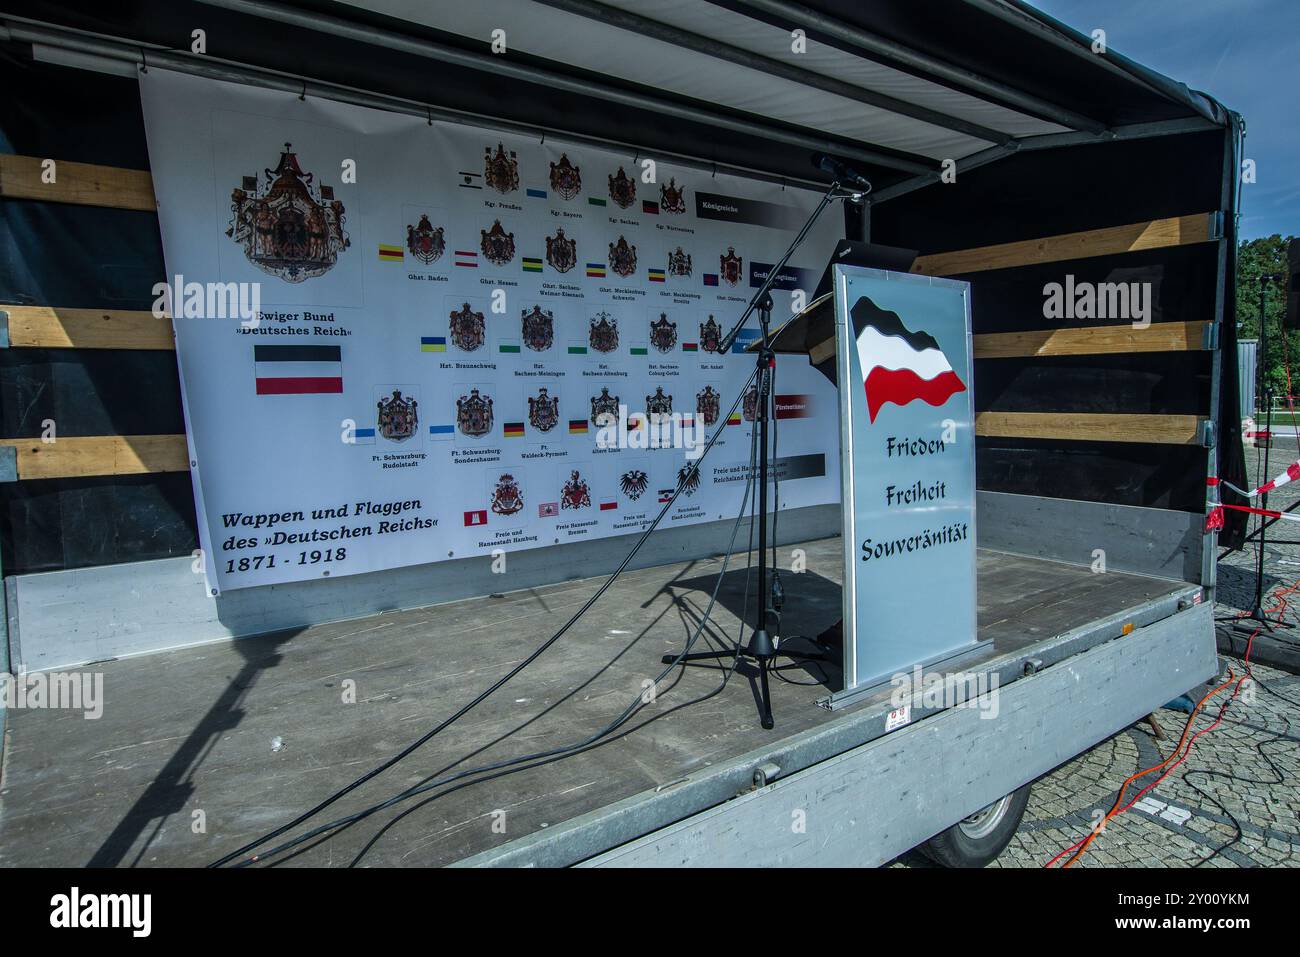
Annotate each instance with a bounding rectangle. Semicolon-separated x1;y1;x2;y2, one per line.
210;365;760;868
227;404;764;867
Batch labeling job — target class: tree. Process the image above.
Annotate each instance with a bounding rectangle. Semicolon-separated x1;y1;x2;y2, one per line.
1237;234;1296;407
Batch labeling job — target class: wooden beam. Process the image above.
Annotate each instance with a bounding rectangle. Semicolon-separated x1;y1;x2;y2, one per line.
2;306;174;350
913;213;1218;277
975;412;1204;445
0;155;156;212
0;435;188;481
973;320;1210;359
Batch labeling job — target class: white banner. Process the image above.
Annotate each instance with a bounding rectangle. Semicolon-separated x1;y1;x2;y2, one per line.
139;69;843;591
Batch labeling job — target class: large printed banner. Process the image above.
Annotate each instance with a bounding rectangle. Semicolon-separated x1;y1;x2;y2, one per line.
139;70;843;592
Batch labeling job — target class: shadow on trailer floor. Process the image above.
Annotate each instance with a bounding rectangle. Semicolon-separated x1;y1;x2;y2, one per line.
0;537;1190;867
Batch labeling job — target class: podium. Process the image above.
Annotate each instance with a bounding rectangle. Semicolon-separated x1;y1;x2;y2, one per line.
756;262;986;705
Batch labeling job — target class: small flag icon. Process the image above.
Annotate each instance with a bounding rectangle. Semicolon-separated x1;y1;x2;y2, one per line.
430;423;455;438
352;426;376;445
658;489;674;503
568;344;588;355
568;419;589;435
498;341;521;354
586;262;606;278
455;250;479;268
588;197;607;207
629;346;648;356
254;345;342;395
727;412;742;426
682;342;698;352
504;422;525;437
458;171;483;190
464;510;488;526
539;502;559;518
703;273;719;286
378;243;404;262
642;200;659;215
648;268;666;283
421;336;447;353
526;187;547;199
522;257;543;273
600;501;618;511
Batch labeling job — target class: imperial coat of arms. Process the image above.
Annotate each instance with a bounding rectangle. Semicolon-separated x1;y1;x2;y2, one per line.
449;302;486;352
649;313;678;354
528;387;560;432
743;383;760;422
406;213;445;265
677;463;702;496
620;469;649;501
720;246;743;286
700;315;724;354
646;386;673;419
590;386;620;427
561;470;591;510
608;236;637;278
608;166;637;209
225;142;350;283
481;219;517;267
660;177;687;214
456;387;494;437
545;227;577;273
484;143;520;194
667;246;692;278
589;310;619;353
376;389;418;442
549;153;582;200
522;304;554;352
696;385;721;427
491;473;524;516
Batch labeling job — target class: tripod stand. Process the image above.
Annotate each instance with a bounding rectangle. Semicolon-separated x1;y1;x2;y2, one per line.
660;177;862;729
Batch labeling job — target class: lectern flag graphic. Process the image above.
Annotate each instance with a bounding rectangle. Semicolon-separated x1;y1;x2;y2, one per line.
852;297;965;422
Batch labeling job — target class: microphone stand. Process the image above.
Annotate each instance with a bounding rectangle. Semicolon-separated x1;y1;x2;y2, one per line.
663;178;864;730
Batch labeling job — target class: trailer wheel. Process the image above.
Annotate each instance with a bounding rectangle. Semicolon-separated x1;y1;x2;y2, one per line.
920;783;1032;868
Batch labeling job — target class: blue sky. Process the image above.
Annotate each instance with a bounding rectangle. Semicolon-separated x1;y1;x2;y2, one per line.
1033;0;1299;239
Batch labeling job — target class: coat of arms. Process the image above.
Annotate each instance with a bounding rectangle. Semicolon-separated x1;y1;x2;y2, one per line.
481;219;517;267
484;143;520;194
677;463;702;496
743;383;760;422
696;385;721;427
589;310;619;353
528;387;560;432
406;213;445;265
608;236;637;278
619;469;649;501
491;473;524;516
449;302;486;352
376;389;418;442
590;386;620;427
667;246;692;278
720;246;743;286
549;153;582;200
649;313;678;354
521;304;554;352
660;177;687;214
545;227;577;273
225;142;350;283
646;386;673;418
608;166;637;209
700;315;724;354
456;387;494;437
561;470;591;510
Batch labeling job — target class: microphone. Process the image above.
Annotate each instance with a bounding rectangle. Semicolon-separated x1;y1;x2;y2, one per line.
811;153;872;192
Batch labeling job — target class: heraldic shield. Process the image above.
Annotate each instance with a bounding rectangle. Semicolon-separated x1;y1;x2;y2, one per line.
667;246;693;278
377;389;418;442
545;228;577;273
660;177;687;215
484;143;520;194
561;469;592;510
647;386;673;419
608;236;637;279
677;463;702;496
650;313;678;354
449;302;486;352
528;387;560;432
589;310;619;353
456;387;494;437
481;219;517;267
226;143;350;283
620;469;649;501
522;304;554;352
696;385;721;427
491;474;524;516
720;246;743;286
590;386;620;427
608;166;637;209
406;214;445;265
549;153;582;200
700;315;724;354
743;382;760;422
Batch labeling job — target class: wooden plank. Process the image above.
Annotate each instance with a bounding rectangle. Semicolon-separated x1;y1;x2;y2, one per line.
973;320;1209;359
0;435;188;480
0;154;156;212
975;411;1203;445
3;305;174;350
913;213;1217;277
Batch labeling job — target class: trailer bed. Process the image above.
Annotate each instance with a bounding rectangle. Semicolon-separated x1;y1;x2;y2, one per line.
0;537;1199;868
